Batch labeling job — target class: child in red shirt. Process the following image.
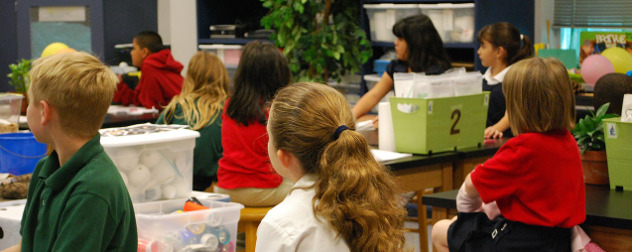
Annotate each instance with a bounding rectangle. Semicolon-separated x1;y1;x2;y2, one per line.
432;57;585;252
216;41;292;207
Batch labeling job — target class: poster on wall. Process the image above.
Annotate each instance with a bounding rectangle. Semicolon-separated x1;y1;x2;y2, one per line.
579;31;632;64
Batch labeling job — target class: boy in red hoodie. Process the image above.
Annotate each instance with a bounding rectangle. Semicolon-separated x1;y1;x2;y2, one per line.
113;31;184;109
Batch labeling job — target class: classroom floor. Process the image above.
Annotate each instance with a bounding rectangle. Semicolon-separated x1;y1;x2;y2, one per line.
404;222;433;252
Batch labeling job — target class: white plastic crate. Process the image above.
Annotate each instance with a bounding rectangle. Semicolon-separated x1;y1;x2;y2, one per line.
100;124;200;203
419;3;475;43
364;4;421;42
134;199;244;252
198;44;243;67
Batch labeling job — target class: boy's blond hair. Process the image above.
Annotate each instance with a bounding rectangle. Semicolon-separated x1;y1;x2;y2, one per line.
30;52;117;138
504;57;576;135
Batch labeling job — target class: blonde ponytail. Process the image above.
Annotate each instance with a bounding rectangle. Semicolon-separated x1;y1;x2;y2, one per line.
269;82;408;252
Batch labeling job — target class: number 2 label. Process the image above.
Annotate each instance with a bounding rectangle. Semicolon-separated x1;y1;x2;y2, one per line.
450;109;461;135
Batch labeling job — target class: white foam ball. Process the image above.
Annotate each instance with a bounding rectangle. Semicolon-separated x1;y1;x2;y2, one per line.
129;164;151;186
151;160;176;184
140;150;162;167
114;148;140;171
162;185;176;199
145;184;162;201
173;179;190;198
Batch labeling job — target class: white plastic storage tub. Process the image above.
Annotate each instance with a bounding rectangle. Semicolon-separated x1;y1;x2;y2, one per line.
363;4;420;42
134;198;244;252
419;3;475;43
198;44;243;67
100;124;200;203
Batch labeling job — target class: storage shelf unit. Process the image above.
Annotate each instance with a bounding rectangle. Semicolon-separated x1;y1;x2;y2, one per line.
359;0;534;93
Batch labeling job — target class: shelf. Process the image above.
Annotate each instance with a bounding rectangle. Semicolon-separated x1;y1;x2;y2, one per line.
371;41;476;49
364;0;473;3
198;38;271;45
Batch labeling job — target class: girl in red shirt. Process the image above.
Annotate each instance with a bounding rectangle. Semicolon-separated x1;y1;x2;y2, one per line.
432;57;585;252
216;41;293;207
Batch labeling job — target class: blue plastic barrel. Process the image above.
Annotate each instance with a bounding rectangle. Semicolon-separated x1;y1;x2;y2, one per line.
0;132;47;175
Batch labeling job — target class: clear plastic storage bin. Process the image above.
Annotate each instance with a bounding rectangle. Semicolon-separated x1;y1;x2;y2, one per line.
419;3;475;43
198;44;243;67
0;93;23;134
364;4;420;42
100;124;200;202
134;198;244;252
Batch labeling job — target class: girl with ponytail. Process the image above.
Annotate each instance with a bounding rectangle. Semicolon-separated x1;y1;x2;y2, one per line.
477;22;533;139
256;82;408;252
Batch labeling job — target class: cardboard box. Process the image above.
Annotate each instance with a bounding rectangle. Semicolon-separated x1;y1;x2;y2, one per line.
134;198;243;252
390;92;489;154
100;124;200;202
604;118;632;191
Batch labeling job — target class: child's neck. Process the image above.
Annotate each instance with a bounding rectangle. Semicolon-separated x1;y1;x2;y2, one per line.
49;134;92;167
490;62;508;77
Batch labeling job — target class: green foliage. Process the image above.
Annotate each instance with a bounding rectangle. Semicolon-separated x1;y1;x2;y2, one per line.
7;59;33;93
571;102;618;153
260;0;372;83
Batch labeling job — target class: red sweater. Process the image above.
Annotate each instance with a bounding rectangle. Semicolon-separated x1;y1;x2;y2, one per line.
471;131;586;228
217;100;282;189
113;49;183;109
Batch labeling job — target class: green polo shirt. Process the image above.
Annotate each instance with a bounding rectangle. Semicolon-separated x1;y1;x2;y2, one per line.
157;103;222;189
20;134;137;251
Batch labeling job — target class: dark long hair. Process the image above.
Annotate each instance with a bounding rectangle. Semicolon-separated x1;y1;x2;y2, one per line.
392;14;451;73
477;22;533;65
226;41;291;126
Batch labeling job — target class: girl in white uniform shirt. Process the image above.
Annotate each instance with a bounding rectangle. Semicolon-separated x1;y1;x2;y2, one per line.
256;82;408;252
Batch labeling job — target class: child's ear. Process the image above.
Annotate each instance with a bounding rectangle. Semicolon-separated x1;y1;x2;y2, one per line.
141;47;151;59
39;100;52;126
277;149;296;170
496;46;508;61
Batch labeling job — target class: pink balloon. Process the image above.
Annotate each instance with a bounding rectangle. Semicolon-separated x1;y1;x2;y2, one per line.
581;54;615;85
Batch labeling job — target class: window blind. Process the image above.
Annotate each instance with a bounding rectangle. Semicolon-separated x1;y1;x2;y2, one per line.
554;0;632;28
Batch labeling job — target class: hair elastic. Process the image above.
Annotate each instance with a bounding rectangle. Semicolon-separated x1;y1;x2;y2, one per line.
333;125;349;140
520;34;524;41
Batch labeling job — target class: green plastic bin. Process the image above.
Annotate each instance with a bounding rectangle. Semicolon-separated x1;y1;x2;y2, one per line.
389;92;489;154
603;117;632;191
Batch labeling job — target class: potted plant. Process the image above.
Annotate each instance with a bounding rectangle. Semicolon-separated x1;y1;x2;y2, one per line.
7;58;32;115
260;0;372;83
572;102;618;185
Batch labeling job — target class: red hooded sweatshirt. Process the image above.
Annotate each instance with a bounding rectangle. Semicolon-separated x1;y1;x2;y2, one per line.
113;49;184;109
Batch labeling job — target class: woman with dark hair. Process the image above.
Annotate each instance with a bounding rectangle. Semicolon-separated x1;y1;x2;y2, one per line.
352;14;451;119
216;41;293;207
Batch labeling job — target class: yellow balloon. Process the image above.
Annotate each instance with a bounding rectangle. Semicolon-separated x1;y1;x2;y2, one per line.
601;47;632;74
41;42;69;58
54;47;77;55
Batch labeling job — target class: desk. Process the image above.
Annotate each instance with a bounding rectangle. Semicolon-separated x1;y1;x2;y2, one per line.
452;138;508;188
381;149;459;252
18;106;160;130
422;186;632;251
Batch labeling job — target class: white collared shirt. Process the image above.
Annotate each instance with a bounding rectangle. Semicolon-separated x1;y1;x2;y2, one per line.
483;66;512;85
255;175;350;252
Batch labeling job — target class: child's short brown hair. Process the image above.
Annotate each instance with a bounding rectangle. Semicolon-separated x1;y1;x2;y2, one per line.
30;52;117;138
504;57;576;135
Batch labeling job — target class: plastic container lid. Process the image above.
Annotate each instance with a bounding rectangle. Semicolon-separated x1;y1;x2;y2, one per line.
363;3;419;9
0;93;24;101
100;124;200;148
198;44;243;50
418;3;475;9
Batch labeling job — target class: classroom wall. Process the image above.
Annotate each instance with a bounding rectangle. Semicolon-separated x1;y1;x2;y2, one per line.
0;1;19;92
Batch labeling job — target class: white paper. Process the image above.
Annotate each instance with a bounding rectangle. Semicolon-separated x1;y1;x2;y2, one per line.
622;94;632;122
378;102;396;152
371;149;412;162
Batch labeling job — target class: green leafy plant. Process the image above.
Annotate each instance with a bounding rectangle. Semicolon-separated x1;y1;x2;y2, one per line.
7;59;33;93
260;0;372;83
572;102;618;153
